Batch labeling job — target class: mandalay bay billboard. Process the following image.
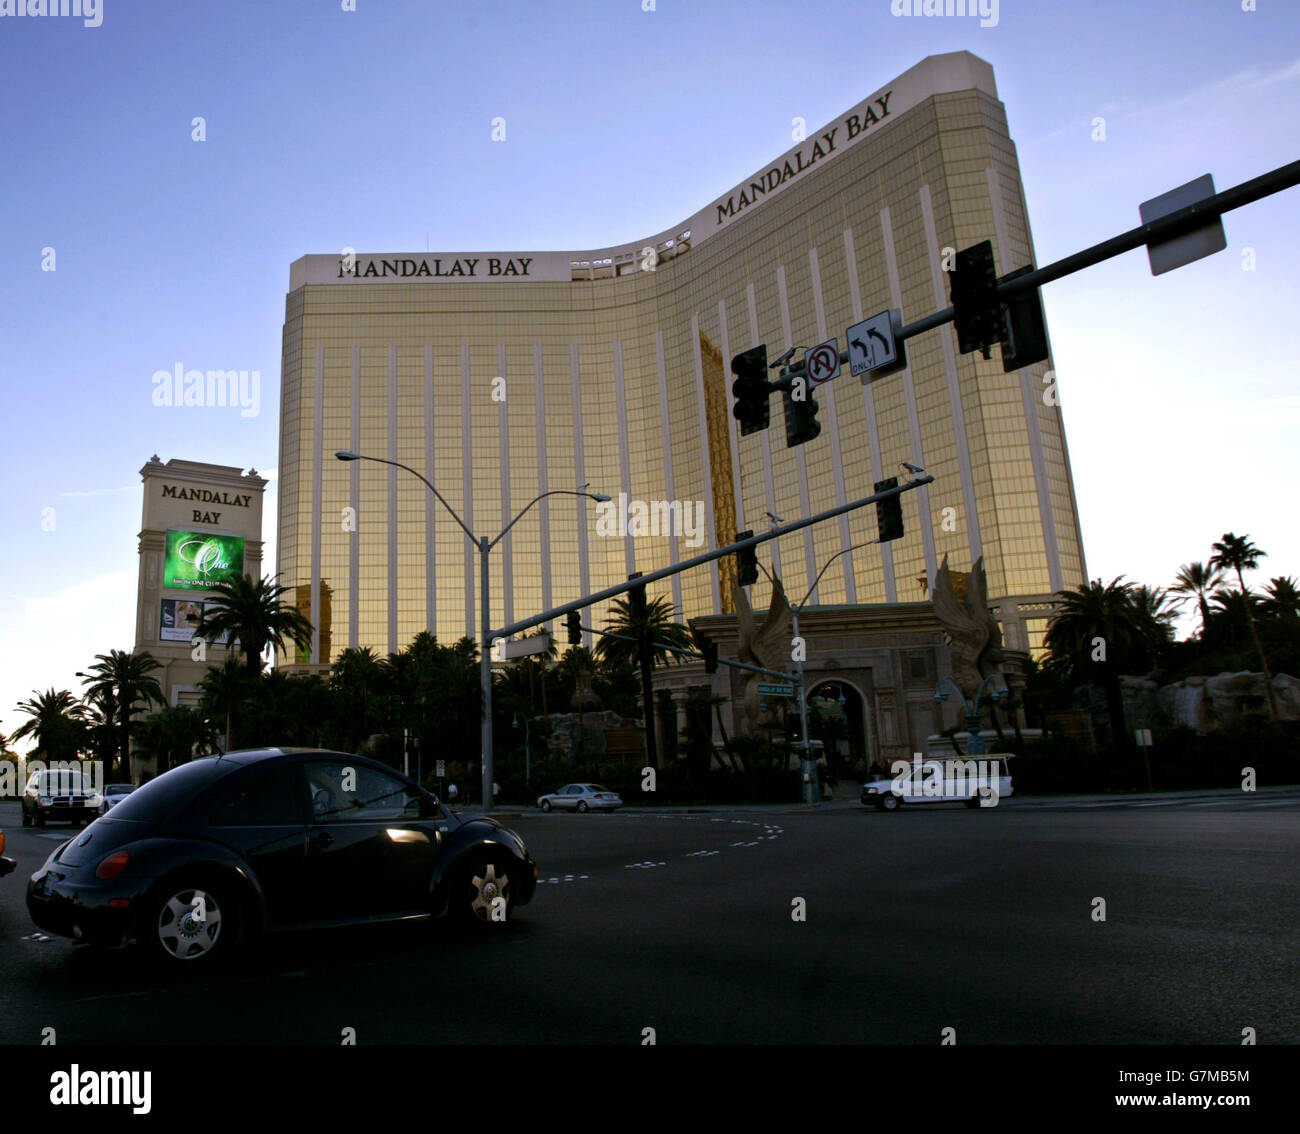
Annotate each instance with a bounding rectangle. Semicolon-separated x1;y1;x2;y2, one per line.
163;529;244;590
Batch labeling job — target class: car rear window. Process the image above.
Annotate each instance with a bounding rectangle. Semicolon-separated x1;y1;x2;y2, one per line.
104;759;235;823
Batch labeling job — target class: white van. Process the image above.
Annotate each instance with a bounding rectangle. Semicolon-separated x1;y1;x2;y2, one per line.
861;756;1014;811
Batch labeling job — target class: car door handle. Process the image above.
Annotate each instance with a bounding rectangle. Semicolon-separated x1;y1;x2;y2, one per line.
311;830;334;848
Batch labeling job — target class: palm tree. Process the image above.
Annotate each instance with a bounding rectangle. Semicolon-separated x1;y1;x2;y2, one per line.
330;647;387;751
79;650;164;782
1043;578;1147;750
1262;576;1300;622
1171;562;1224;639
134;706;216;774
1130;585;1180;673
196;574;315;676
11;689;90;763
594;593;695;769
199;657;254;750
1210;533;1278;719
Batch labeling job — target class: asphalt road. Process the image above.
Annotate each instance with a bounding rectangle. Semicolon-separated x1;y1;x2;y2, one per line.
1;791;1297;1045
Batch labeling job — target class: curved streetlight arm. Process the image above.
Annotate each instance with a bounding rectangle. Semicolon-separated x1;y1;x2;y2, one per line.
337;452;476;544
798;539;882;610
487;489;608;553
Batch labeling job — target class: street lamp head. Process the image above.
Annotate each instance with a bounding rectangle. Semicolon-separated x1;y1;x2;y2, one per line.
335;450;360;461
902;461;926;475
766;511;786;526
591;493;612;503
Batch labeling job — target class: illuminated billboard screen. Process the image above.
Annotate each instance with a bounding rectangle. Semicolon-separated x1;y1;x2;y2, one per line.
160;599;231;644
164;530;244;590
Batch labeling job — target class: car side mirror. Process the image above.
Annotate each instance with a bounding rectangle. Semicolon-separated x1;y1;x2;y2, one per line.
419;795;441;818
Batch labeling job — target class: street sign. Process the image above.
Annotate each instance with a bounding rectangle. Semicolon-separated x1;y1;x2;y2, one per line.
1140;174;1226;276
804;339;841;386
1134;728;1153;747
757;683;795;696
436;760;446;777
501;633;552;659
847;310;905;380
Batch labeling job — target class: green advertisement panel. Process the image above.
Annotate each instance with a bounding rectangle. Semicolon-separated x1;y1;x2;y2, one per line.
164;529;244;590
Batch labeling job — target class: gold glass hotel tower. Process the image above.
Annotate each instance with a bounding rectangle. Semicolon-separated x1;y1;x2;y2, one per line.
278;52;1085;668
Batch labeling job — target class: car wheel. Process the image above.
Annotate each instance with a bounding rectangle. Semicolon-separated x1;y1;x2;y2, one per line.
541;800;551;812
455;857;514;926
577;801;588;813
146;879;233;964
880;793;901;812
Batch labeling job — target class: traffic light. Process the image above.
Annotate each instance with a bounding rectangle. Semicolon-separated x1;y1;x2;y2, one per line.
999;263;1050;372
731;345;771;435
698;636;718;674
566;610;581;645
627;572;646;620
950;241;1005;358
874;478;904;542
735;530;758;587
783;375;820;447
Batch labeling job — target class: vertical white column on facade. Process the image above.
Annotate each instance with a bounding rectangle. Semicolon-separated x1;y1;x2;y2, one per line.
424;346;436;633
311;346;324;663
460;345;475;640
880;207;939;585
349;346;360;650
689;314;722;613
775;266;818;601
986;165;1064;594
747;283;781;580
613;341;635;578
570;344;592;644
846;227;896;602
534;344;552;619
497;343;513;628
655;331;684;618
918;185;983;566
387;345;398;656
808;245;856;604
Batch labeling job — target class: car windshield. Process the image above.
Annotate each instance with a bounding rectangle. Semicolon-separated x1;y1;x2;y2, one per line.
105;758;237;823
106;785;133;796
36;773;92;793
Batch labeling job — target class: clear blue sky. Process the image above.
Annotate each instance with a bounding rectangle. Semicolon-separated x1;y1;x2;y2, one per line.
2;0;1297;750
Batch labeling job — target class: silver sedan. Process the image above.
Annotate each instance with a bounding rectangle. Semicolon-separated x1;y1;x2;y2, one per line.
536;783;623;812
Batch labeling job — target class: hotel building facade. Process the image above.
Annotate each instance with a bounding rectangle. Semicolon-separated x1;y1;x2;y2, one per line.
277;51;1086;699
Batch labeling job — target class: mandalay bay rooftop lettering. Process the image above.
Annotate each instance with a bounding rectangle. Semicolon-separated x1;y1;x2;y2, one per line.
338;256;533;279
714;92;893;225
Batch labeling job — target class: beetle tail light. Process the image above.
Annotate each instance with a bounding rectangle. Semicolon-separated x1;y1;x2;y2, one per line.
95;851;131;879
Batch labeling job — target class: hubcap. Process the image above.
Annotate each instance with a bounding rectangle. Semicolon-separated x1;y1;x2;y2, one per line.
470;863;510;921
158;888;222;959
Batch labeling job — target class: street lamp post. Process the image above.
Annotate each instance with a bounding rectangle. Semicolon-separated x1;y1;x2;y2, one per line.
934;673;1008;756
336;451;606;809
762;537;882;806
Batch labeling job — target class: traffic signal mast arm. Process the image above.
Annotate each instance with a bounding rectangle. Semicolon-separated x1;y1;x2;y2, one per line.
765;158;1300;380
492;476;933;641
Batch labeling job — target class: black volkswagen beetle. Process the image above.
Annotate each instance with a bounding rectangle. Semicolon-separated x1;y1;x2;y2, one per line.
26;747;537;964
